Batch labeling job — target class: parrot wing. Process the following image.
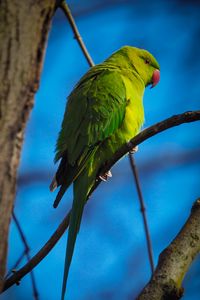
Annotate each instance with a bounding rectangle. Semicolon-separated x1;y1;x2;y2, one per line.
53;67;128;208
55;66;127;164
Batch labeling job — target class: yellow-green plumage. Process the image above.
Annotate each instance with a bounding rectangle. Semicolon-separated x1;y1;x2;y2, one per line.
50;46;160;299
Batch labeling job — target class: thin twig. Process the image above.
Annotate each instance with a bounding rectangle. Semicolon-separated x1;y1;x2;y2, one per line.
12;212;39;300
2;110;200;292
3;211;71;292
128;154;154;273
60;0;154;275
6;250;26;278
60;1;95;67
12;213;29;253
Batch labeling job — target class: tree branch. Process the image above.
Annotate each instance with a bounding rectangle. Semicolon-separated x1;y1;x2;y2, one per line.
12;212;39;300
2;110;200;293
128;154;154;274
60;1;94;67
137;198;200;300
2;211;71;292
100;111;200;175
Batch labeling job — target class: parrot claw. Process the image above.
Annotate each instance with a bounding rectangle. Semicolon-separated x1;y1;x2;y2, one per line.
50;175;58;192
130;145;139;154
99;170;112;182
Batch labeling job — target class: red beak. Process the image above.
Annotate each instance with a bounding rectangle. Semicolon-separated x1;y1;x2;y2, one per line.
151;69;160;88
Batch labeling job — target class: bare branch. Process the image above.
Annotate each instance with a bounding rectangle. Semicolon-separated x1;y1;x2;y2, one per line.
137;198;200;300
60;1;95;67
12;213;39;300
2;211;71;292
2;110;200;293
128;154;154;273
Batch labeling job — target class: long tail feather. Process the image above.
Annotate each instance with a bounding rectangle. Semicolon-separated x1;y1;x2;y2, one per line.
61;179;87;300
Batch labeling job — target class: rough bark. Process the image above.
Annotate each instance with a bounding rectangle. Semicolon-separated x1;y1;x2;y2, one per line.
0;0;56;291
137;199;200;300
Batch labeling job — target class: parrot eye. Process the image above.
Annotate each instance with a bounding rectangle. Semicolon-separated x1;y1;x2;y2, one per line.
144;59;150;65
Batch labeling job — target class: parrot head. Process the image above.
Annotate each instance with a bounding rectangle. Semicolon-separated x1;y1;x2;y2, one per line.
112;46;160;88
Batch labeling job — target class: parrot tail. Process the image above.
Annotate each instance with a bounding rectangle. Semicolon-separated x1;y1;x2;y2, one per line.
61;173;93;300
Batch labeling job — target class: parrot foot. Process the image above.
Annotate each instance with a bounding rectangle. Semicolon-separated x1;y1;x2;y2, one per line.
130;145;138;154
49;175;57;192
99;170;112;182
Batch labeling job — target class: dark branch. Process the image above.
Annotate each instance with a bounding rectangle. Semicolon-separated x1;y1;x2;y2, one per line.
128;154;154;273
60;1;95;67
2;211;71;292
2;110;200;293
12;213;39;300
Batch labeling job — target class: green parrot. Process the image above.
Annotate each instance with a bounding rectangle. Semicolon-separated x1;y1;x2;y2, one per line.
50;46;160;299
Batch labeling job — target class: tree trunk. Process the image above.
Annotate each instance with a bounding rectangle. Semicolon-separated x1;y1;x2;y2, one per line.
0;0;56;291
